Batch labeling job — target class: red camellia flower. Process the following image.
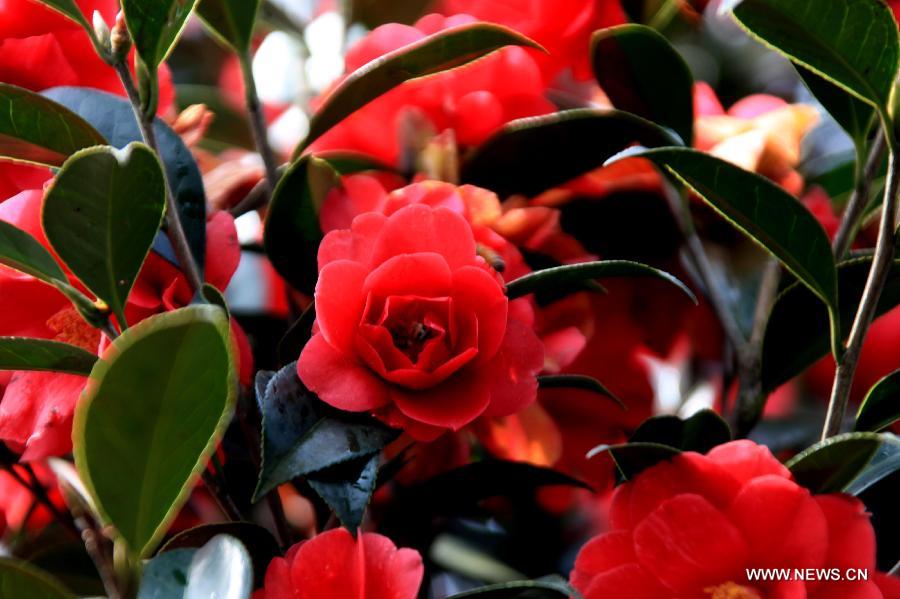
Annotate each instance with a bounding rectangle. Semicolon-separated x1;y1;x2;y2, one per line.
310;13;555;165
253;528;424;599
297;202;544;440
571;440;898;598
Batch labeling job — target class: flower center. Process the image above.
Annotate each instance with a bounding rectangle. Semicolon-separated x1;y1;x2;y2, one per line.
388;319;438;362
46;306;101;352
704;582;763;599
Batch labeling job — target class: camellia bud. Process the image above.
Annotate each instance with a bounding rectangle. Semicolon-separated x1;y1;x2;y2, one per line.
110;10;132;62
92;10;111;55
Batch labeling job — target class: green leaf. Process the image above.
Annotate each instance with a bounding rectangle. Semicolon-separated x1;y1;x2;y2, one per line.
761;257;900;393
505;259;697;303
307;454;380;531
732;0;899;112
254;363;398;500
43;87;207;273
0;220;67;284
587;442;681;481
797;67;874;152
0;337;97;375
630;409;732;454
856;370;900;432
264;156;341;294
316;151;394;175
537;374;625;409
786;432;884;494
844;435;900;496
617;147;840;353
43;143;166;329
460;109;679;198
183;535;252;599
0;558;75;599
446;576;573;598
0;84;106;167
197;0;262;53
122;0;199;68
295;23;543;154
73;305;236;557
591;25;694;145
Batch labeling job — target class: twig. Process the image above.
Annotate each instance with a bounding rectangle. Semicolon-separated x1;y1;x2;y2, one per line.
230;174;273;217
113;61;203;294
833;132;887;259
823;138;899;439
239;50;281;193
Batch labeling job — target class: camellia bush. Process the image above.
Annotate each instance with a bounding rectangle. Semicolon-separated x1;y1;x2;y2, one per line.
2;0;900;597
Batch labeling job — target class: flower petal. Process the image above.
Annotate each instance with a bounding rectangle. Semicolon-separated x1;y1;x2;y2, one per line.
297;334;388;412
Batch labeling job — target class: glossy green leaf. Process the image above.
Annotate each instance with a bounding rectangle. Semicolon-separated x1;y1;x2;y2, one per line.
0;84;105;167
797;67;874;151
0;558;75;599
537;374;625;409
295;23;543;154
732;0;899;111
254;363;398;500
843;436;900;496
43;87;207;272
762;257;900;393
587;442;681;481
461;109;679;197
122;0;198;68
264;156;340;294
617;147;839;352
316;151;393;175
447;576;573;598
0;220;67;284
0;337;96;375
73;305;236;557
505;259;696;303
786;432;884;494
183;535;252;599
197;0;262;53
630;409;732;454
856;370;900;432
591;25;693;145
43;143;166;329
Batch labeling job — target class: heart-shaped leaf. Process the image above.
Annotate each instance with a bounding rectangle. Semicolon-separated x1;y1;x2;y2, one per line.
505;259;696;303
254;363;398;500
43;87;207;271
0;558;75;599
43;143;166;329
197;0;261;53
732;0;899;112
460;109;679;197
0;84;105;167
786;432;885;494
762;257;900;393
73;305;236;557
630;409;732;454
856;370;900;432
183;535;252;599
0;338;97;375
591;24;694;145
617;147;839;355
264;156;340;294
295;23;543;154
122;0;199;69
587;442;681;481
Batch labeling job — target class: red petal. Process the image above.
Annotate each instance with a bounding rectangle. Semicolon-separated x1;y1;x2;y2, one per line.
203;211;241;292
570;531;636;593
317;212;387;268
450;266;508;362
707;440;792;485
363;253;453;299
391;369;491;432
481;318;544;418
360;532;425;599
315;260;367;352
582;563;673;599
371;205;477;270
297;334;388;412
815;494;876;572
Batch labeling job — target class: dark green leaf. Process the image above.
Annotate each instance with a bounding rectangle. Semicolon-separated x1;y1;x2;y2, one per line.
446;576;573;598
0;84;105;167
461;109;679;197
44;143;166;328
122;0;198;68
0;337;97;375
43;87;207;272
264;156;340;294
317;151;393;175
0;220;67;283
505;259;696;304
797;67;874;151
254;362;398;500
296;23;543;154
537;374;625;410
183;535;252;599
856;371;900;432
844;435;900;496
307;453;379;531
0;558;75;599
199;284;229;319
138;549;195;599
197;0;262;53
762;257;900;393
160;523;279;588
617;147;839;352
630;409;732;454
732;0;899;111
587;442;681;480
786;432;883;493
73;305;236;557
591;25;693;145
